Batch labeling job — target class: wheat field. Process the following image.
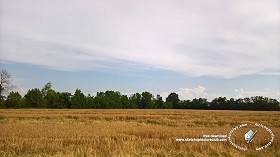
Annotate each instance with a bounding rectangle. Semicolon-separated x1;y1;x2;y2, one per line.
0;109;279;157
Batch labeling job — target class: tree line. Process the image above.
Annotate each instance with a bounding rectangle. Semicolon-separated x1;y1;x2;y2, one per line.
1;82;279;110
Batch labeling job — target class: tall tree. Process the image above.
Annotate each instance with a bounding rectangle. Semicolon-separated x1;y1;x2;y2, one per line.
41;82;52;97
71;89;86;109
192;98;208;109
210;97;227;110
59;92;72;109
41;82;60;108
0;70;14;99
44;90;59;108
129;93;141;109
166;93;180;109
141;92;154;109
24;88;44;108
5;92;22;108
155;95;164;109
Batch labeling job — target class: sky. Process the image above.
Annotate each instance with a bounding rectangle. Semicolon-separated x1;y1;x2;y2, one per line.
0;0;280;100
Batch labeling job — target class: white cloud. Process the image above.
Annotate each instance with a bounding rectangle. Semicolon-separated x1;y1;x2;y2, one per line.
160;86;280;101
178;86;208;100
0;0;279;77
160;85;208;100
235;88;280;100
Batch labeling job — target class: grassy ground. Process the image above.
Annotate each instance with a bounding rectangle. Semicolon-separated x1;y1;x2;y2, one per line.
0;109;279;157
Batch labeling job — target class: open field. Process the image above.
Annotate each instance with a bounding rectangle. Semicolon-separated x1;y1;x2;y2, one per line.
0;109;279;157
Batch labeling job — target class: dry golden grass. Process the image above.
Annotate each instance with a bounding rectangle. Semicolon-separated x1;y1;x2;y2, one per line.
0;109;279;157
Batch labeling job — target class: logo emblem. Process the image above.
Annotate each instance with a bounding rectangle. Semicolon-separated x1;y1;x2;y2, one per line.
244;130;258;143
228;123;274;151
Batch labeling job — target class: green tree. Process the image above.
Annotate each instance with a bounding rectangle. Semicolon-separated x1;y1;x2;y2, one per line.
210;97;227;110
71;89;86;109
191;98;208;109
129;93;141;109
181;100;191;109
226;98;236;110
59;92;72;109
141;92;154;109
95;92;108;108
105;91;122;108
24;88;44;108
44;90;59;108
0;98;4;108
166;93;180;109
5;91;22;108
41;82;62;108
85;94;96;109
121;95;129;109
163;101;173;109
155;95;164;109
267;98;280;111
41;82;52;97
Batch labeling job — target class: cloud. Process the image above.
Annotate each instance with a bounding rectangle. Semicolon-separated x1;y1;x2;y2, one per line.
161;86;280;101
0;0;279;77
235;88;280;100
160;85;208;100
178;86;208;100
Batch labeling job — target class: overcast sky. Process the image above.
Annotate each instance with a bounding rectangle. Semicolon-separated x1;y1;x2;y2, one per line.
0;0;279;100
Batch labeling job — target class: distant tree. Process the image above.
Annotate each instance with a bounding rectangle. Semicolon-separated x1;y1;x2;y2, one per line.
226;98;236;110
105;91;122;108
85;94;96;109
94;91;123;109
163;101;173;109
155;95;164;109
71;89;86;109
121;95;129;109
95;92;107;108
141;92;154;109
0;70;14;99
59;92;72;109
41;82;60;108
233;98;244;110
210;97;227;110
181;100;192;109
5;91;22;108
129;93;141;109
24;88;44;108
267;98;280;111
191;98;208;109
44;90;59;108
244;97;251;104
249;96;279;111
166;93;180;109
41;82;52;97
1;80;279;110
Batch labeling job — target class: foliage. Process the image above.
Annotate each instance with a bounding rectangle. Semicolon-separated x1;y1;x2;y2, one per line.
5;91;22;108
24;88;44;108
1;82;279;110
141;91;154;109
166;93;180;109
71;89;86;109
